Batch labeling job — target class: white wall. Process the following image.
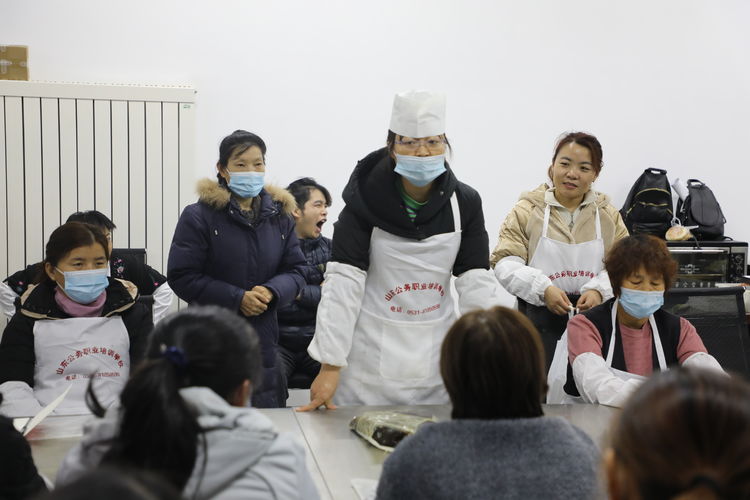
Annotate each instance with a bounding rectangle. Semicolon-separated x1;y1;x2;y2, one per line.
3;0;750;249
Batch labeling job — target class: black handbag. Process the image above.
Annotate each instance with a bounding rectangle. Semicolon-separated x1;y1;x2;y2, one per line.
620;168;674;237
676;179;726;240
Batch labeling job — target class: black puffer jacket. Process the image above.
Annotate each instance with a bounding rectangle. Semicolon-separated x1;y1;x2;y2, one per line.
277;235;332;349
332;147;490;275
0;279;153;387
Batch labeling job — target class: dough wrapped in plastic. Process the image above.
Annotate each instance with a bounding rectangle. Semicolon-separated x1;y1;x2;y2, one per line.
349;411;436;452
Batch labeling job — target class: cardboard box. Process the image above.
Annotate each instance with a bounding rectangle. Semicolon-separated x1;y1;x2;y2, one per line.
0;45;29;80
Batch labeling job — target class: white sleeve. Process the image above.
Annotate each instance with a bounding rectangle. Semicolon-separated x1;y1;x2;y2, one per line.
0;282;19;319
454;268;507;315
572;352;643;408
307;262;367;368
151;282;174;324
493;256;551;307
579;269;614;301
0;381;43;417
682;352;726;374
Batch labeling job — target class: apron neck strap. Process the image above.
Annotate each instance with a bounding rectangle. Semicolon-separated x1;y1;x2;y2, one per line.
649;314;668;370
450;193;461;231
606;299;619;365
542;204;551;237
594;205;602;239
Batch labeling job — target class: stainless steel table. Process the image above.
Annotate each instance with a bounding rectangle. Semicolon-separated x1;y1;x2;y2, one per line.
293;404;618;500
27;404;617;500
27;409;332;499
257;408;331;499
27;415;91;486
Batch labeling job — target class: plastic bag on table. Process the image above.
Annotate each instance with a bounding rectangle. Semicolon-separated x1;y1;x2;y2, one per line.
349;411;436;452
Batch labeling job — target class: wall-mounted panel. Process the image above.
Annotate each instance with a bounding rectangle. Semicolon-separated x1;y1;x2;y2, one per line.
5;97;25;276
22;97;43;264
40;98;61;244
93;100;112;218
76;99;95;211
0;82;196;307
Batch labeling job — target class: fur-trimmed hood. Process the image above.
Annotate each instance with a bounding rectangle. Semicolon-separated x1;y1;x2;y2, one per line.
196;178;297;215
168;177;308;382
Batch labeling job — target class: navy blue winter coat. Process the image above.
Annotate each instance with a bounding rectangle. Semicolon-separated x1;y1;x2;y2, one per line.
167;180;306;390
277;235;332;351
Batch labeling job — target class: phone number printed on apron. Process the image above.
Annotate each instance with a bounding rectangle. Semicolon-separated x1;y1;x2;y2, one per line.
548;270;596;281
384;282;445;301
64;372;121;380
389;303;441;315
55;346;125;375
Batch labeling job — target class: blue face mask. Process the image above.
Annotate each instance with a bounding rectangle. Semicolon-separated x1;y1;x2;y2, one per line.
394;154;446;188
618;288;664;319
228;171;264;198
57;267;109;304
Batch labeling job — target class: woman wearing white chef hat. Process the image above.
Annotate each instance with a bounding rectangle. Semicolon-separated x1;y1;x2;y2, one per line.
299;90;504;410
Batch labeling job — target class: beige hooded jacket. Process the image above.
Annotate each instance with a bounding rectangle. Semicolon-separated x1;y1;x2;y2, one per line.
491;184;629;306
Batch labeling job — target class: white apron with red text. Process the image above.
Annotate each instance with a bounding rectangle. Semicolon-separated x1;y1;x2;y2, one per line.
529;204;605;294
547;298;666;404
335;196;462;405
33;317;130;415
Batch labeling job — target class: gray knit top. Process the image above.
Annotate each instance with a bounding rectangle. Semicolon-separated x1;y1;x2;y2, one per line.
376;416;600;500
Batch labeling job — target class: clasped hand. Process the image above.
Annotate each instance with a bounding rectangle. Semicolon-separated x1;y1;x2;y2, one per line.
241;286;273;316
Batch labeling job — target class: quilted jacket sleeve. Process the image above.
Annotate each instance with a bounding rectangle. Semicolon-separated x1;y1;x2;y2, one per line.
167;204;247;311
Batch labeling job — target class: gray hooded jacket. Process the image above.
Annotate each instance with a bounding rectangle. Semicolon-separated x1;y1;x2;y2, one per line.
56;387;319;500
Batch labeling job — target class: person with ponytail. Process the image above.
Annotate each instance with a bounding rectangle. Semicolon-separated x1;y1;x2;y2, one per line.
56;306;319;499
606;367;750;500
167;130;306;408
0;222;152;417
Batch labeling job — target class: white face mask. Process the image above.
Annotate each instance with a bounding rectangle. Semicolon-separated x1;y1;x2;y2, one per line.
228;171;265;198
394;154;446;187
56;267;109;304
619;287;664;319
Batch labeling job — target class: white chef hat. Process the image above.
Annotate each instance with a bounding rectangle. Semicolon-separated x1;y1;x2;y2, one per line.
388;90;446;138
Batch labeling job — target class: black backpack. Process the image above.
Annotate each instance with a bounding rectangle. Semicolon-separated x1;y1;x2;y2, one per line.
676;179;726;240
620;168;674;237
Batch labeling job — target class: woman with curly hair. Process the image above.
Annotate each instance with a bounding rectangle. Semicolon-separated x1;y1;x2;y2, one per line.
548;234;722;406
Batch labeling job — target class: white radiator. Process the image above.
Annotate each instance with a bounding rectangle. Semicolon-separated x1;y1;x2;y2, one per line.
0;81;196;303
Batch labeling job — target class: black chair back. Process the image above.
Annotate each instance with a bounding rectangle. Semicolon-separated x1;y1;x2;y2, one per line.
111;248;147;266
664;287;749;378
